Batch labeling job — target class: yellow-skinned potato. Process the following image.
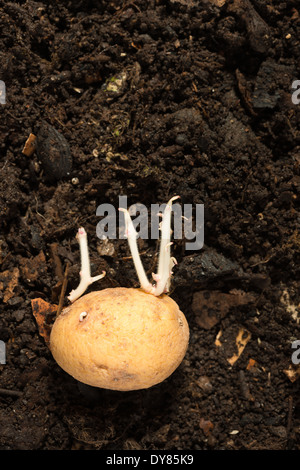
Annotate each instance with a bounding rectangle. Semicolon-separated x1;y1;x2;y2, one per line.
50;287;189;391
50;197;190;391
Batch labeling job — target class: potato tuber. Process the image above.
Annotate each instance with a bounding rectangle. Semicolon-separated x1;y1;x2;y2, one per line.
50;197;189;391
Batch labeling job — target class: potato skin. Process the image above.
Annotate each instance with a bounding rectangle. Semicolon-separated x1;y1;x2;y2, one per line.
50;287;189;391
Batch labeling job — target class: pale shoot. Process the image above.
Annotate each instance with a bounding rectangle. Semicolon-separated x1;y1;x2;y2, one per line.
68;227;105;303
118;208;153;294
68;197;179;302
120;196;179;296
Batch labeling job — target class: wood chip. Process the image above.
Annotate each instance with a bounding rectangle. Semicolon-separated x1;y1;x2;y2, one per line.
22;133;37;156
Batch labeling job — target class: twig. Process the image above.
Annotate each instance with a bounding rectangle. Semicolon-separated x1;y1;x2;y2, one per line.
50;243;64;280
0;388;22;398
239;370;253;401
120;250;149;260
286;395;293;438
56;262;70;317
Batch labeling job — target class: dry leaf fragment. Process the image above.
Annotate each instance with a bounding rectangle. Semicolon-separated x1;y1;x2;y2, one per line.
280;288;299;323
283;365;300;383
0;267;20;303
19;251;46;284
228;328;251;365
246;358;257;370
31;298;57;345
192;289;256;329
215;326;251;365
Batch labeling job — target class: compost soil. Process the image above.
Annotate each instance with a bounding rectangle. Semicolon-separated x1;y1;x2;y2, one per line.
0;0;300;451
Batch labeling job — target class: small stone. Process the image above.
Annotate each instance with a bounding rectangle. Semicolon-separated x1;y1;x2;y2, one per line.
97;239;115;257
269;426;287;439
175;134;188;146
196;375;213;393
13;310;25;323
36;121;72;181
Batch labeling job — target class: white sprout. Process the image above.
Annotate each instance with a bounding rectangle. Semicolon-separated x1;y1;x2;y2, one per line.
68;227;106;303
119;196;179;296
68;197;179;302
79;311;88;321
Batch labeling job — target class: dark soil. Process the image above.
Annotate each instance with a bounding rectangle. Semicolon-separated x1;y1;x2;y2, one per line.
0;0;300;451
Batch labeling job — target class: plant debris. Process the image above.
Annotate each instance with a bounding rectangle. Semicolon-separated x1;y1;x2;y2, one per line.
31;298;57;346
192;289;256;329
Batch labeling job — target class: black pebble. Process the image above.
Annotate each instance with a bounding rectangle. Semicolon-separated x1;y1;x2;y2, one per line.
36;121;72;181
